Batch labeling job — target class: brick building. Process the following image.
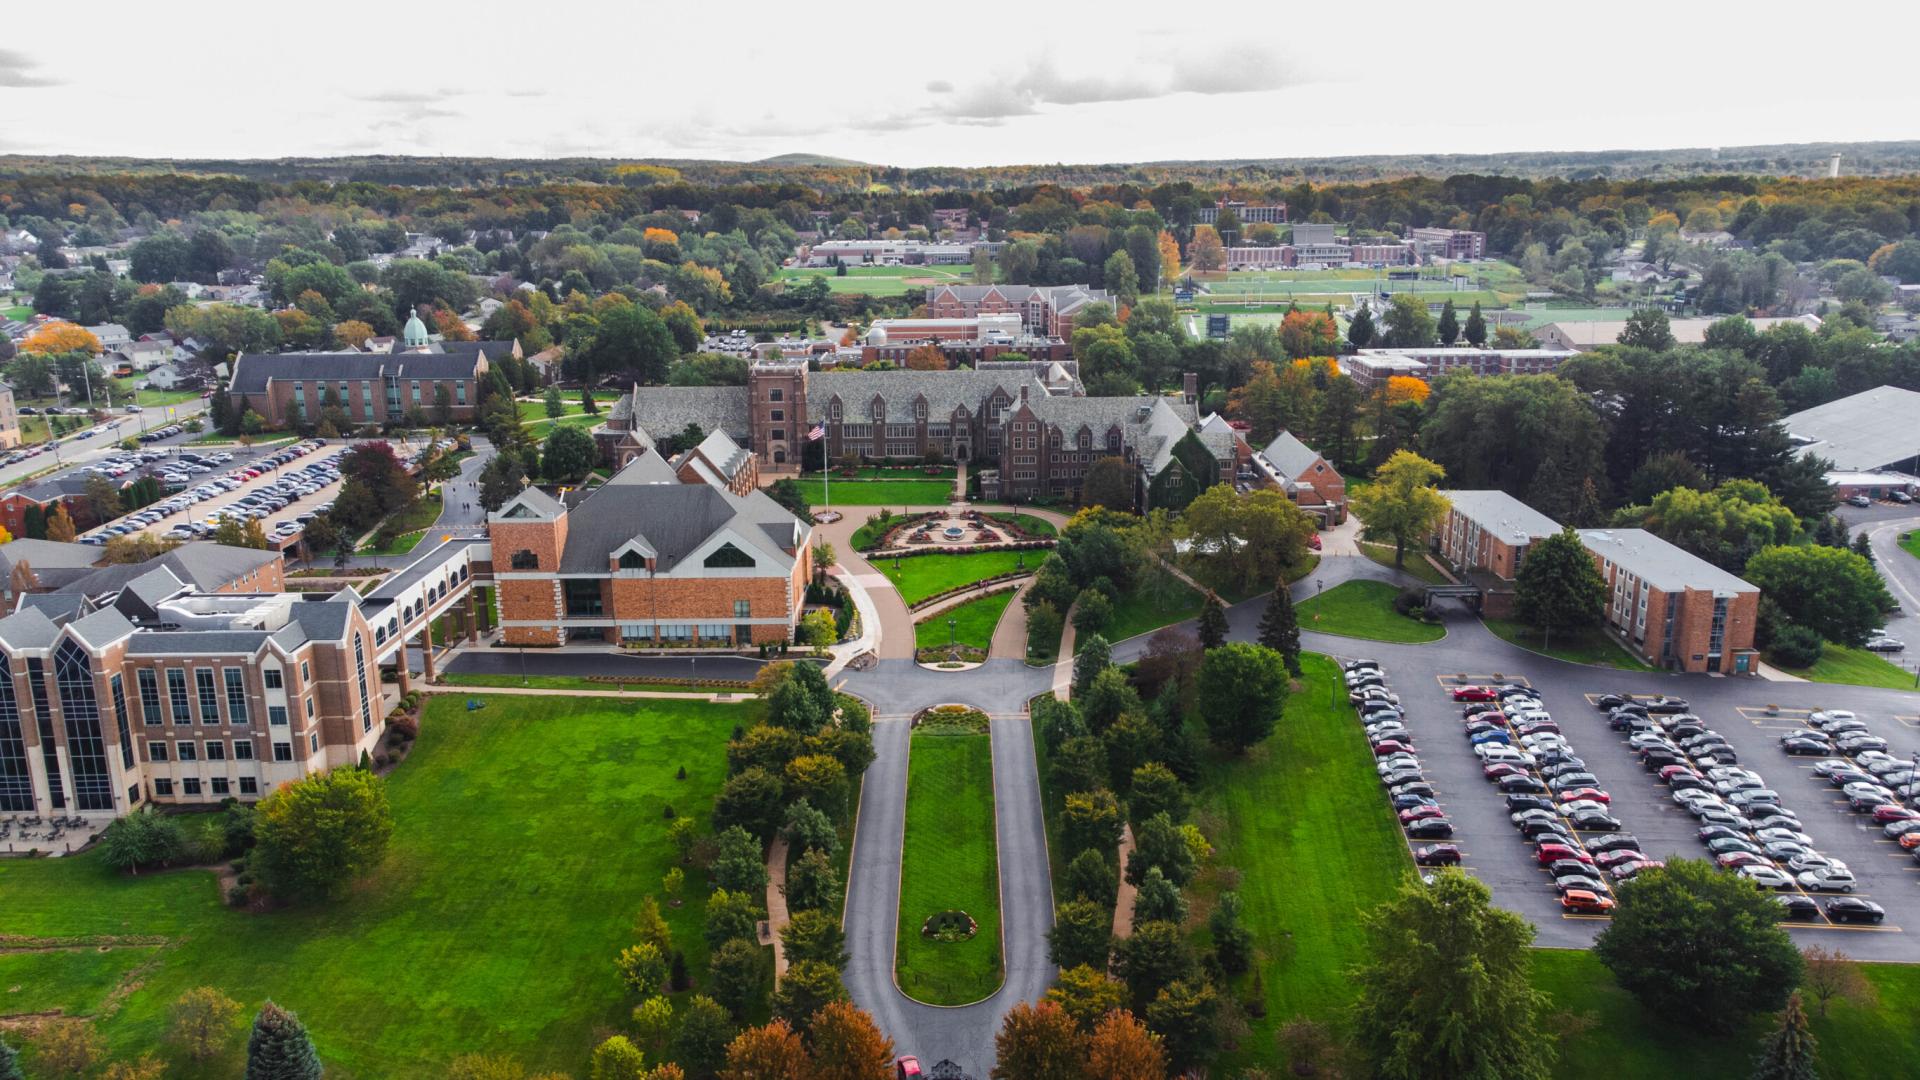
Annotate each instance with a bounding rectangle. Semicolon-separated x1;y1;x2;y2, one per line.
227;339;514;429
488;455;812;648
921;283;1114;340
1431;490;1562;615
1343;348;1577;390
1252;430;1348;524
997;381;1221;509
1578;528;1760;675
1196;200;1288;225
1409;227;1488;259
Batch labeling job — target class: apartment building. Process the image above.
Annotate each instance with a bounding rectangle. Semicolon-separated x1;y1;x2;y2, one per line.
1431;490;1562;615
1578;528;1760;674
1410;228;1488;259
921;283;1114;340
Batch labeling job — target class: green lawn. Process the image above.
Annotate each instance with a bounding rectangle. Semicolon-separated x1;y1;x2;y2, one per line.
794;478;954;507
1484;617;1657;672
113;375;202;408
1093;568;1204;647
1358;540;1448;585
517;399;589;423
986;512;1057;538
915;590;1015;652
883;550;1033;606
777;265;973;297
0;946;161;1017
1196;653;1412;1073
1534;949;1920;1080
896;726;1002;1005
831;466;957;479
523;412;603;436
1771;642;1915;690
1901;530;1920;561
0;694;745;1078
357;493;444;555
3;304;31;321
1295;579;1445;643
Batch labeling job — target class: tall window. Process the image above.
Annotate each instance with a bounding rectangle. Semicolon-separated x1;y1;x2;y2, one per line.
353;636;373;733
224;668;249;724
0;650;32;811
55;641;113;812
167;669;191;724
195;669;220;723
137;669;162;725
110;674;132;770
30;658;63;809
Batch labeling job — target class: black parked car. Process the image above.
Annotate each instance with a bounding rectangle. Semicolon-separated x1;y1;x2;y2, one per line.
1643;696;1691;713
1568;809;1623;832
1497;775;1548;794
1586;834;1641;855
1781;735;1833;756
1594;693;1635;710
1824;898;1887;925
1413;844;1461;866
1405;818;1454;839
1505;794;1556;814
1773;895;1821;921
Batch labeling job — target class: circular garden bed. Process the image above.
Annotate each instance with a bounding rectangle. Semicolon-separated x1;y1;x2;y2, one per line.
921;909;979;943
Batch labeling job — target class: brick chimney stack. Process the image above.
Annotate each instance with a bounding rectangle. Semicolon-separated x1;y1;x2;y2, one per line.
1182;372;1198;404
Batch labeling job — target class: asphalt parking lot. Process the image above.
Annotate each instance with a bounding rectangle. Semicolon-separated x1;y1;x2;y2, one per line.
1321;609;1920;960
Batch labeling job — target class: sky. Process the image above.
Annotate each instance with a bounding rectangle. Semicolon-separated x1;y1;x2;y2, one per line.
1;1;1916;167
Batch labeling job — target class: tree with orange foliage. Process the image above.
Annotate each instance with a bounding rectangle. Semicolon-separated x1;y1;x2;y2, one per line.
431;307;476;342
991;1001;1088;1080
1187;225;1226;272
21;321;103;355
1085;1009;1167;1080
333;320;376;350
1156;231;1181;285
1279;310;1340;359
1384;375;1431;406
46;503;78;543
807;1000;894;1080
643;227;681;247
720;1019;812;1080
902;344;946;372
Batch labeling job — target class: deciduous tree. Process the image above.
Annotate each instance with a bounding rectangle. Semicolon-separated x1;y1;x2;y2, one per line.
1350;450;1449;569
806;1000;893;1080
1800;945;1876;1018
1086;1009;1167;1080
252;767;393;900
721;1020;812;1079
991;1001;1088;1080
1196;642;1289;754
1513;526;1607;650
1743;544;1893;646
1045;964;1129;1030
32;1022;102;1077
169;986;243;1061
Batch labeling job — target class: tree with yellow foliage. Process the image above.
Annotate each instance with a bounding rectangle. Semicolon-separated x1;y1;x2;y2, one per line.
45;503;78;543
1187;225;1225;272
642;227;680;247
21;321;103;355
1384;375;1431;406
1156;230;1181;284
333;320;375;350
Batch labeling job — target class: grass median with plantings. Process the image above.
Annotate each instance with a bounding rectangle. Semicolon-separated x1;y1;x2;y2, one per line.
437;671;743;694
883;549;1032;606
1196;652;1412;1074
794;477;955;507
1294;579;1445;643
986;511;1057;538
1771;641;1915;689
1092;568;1204;646
0;694;740;1077
1483;616;1657;671
1902;530;1920;561
896;710;1001;1005
356;491;444;555
1358;540;1448;585
914;590;1015;653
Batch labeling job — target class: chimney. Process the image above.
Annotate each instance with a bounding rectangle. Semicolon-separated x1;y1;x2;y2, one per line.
1019;384;1028;403
1182;372;1198;404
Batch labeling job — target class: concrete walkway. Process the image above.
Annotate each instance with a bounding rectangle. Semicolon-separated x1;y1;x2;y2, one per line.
989;581;1034;661
1109;824;1137;942
765;835;791;983
912;575;1033;621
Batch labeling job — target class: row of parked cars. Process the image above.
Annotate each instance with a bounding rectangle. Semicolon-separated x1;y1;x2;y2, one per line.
1784;710;1920;888
1352;661;1465;875
133;423;187;444
1453;683;1642;915
1598;694;1886;925
82;441;339;547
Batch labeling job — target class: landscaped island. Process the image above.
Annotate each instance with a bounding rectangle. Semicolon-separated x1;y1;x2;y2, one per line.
895;707;1002;1004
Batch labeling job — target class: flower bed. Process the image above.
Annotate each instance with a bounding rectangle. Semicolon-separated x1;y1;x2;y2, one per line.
922;909;979;942
914;644;988;665
911;703;991;732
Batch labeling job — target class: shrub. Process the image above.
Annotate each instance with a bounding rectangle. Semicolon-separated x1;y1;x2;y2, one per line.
1392;586;1427;617
1768;624;1825;668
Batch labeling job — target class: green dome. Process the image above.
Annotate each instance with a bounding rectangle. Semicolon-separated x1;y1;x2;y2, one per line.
402;307;429;347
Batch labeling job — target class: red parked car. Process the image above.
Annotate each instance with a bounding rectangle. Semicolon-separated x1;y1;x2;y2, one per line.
1482;762;1525;781
895;1057;922;1079
1373;740;1414;757
1872;805;1920;824
1561;890;1616;915
1306;532;1323;550
1451;685;1498;702
1557;788;1611;805
1535;843;1592;865
1400;805;1446;824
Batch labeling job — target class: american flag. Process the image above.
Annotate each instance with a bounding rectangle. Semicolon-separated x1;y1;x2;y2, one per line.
806;423;826;442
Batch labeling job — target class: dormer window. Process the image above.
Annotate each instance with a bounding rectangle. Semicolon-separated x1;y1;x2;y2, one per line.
704;544;755;569
1078;430;1091;450
618;551;648;569
914;400;926;420
870;398;885;422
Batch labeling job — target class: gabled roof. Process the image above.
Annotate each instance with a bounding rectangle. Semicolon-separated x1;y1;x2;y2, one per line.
228;349;485;395
51;543;280;600
1260;431;1326;480
687;429;752;481
0;606;61;651
491;485;563;521
1782;385;1920;471
66;606;134;650
624;385;751;441
817;368;1046;421
555;466;806;575
609;451;680;486
1021;394;1201;476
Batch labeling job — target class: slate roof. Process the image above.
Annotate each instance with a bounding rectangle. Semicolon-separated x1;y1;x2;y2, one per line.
623;385;750;440
51;543;280;600
1023;395;1200;476
554;460;805;575
1260;431;1327;480
229;349;485;394
0;539;102;576
611;451;681;486
125;630;270;656
815;368;1048;420
688;429;752;481
67;607;134;649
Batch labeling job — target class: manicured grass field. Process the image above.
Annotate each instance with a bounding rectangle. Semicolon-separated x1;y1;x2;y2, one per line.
1357;540;1448;585
1533;948;1920;1080
1901;530;1920;561
523;412;602;436
832;466;958;479
1772;642;1915;689
794;477;954;507
0;694;746;1078
883;550;1032;606
1484;617;1657;672
437;672;742;695
1093;569;1203;646
516;399;588;423
0;946;160;1017
986;512;1057;538
356;493;443;555
896;726;1002;1005
1295;579;1445;643
914;590;1015;652
1195;653;1411;1074
3;304;32;321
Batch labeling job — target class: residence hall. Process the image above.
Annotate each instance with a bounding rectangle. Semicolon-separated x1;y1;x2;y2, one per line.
1431;490;1561;616
226;316;519;429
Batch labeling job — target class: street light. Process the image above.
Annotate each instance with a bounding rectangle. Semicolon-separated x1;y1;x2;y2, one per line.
948;616;957;650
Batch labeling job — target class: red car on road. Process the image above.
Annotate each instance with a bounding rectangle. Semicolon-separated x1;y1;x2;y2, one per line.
1451;685;1498;702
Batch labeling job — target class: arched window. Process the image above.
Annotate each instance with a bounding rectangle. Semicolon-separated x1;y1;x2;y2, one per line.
1078;429;1091;450
828;399;842;422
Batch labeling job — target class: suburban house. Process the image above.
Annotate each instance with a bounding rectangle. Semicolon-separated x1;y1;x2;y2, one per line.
1431;490;1562;615
0;380;17;449
1252;430;1348;524
488;455;813;648
82;323;133;352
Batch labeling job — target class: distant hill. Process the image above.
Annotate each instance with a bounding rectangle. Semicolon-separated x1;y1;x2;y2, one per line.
754;153;870;167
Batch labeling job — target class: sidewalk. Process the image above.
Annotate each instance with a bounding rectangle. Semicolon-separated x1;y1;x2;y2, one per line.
765;835;791;983
417;684;754;702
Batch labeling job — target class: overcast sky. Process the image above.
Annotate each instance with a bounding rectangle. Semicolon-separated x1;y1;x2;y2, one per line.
1;2;1914;166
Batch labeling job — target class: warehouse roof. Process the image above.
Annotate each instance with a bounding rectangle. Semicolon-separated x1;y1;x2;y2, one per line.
1783;386;1920;471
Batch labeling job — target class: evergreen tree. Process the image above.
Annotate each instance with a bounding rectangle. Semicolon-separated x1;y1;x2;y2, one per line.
1851;531;1875;565
1347;303;1375;348
1751;992;1818;1080
1072;634;1111;696
1131;866;1188;929
0;1035;21;1080
245;1001;323;1080
1196;592;1228;649
1257;583;1303;676
1464;301;1488;347
1437;300;1459;345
